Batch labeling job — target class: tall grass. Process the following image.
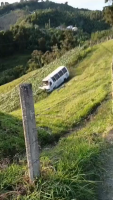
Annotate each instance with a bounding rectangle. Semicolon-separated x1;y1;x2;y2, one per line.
0;100;112;200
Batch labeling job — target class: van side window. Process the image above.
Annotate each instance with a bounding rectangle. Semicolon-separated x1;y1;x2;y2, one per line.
62;68;67;74
59;70;63;77
54;73;60;80
52;76;56;82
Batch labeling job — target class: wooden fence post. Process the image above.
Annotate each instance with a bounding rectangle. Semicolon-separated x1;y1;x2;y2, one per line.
19;83;40;182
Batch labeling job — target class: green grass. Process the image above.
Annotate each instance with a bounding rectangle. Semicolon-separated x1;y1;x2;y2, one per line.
0;112;24;158
12;40;112;135
0;100;112;200
0;41;112;116
0;46;86;112
0;40;112;158
0;40;113;199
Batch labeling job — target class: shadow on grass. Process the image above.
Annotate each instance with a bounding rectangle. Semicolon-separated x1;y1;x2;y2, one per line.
0;112;55;159
0;112;24;159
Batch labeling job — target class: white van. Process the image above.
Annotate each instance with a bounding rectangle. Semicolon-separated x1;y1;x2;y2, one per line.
39;66;69;92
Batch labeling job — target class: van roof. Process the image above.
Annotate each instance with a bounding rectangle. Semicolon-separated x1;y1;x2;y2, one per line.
42;66;66;82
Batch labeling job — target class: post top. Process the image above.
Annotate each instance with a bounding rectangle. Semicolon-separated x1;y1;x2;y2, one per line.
19;83;32;89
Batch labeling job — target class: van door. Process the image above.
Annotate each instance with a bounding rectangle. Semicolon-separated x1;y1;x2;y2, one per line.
62;67;69;80
58;70;64;85
51;77;56;90
54;73;60;87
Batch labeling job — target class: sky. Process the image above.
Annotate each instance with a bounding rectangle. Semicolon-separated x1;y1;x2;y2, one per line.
0;0;110;11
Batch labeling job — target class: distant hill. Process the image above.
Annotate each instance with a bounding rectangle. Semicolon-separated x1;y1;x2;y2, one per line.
0;10;28;31
0;1;88;16
24;9;109;34
0;1;109;31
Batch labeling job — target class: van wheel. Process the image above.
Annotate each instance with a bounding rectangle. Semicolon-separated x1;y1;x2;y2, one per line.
64;78;67;82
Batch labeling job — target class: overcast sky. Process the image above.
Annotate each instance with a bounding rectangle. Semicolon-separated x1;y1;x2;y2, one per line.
0;0;110;10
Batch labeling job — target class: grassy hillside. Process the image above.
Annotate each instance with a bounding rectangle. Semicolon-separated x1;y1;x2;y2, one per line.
0;101;112;200
0;40;112;114
0;10;27;31
0;40;112;155
0;46;82;112
0;40;112;199
12;40;112;134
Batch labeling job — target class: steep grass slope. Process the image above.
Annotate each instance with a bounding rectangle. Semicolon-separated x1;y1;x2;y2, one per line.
0;40;112;200
12;40;113;135
0;40;111;114
0;40;112;158
0;46;83;112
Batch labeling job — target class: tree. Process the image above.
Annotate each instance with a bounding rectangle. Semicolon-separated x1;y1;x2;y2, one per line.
31;50;43;68
104;0;113;25
38;37;46;52
65;2;68;5
104;5;113;25
61;31;76;51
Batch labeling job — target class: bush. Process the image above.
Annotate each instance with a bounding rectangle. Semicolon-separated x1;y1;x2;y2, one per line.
0;65;27;86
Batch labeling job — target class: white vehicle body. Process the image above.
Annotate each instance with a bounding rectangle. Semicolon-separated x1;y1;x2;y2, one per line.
39;66;69;92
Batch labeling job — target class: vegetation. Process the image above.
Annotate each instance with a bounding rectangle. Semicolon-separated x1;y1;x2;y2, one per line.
0;1;113;199
91;28;113;43
1;26;113;86
0;38;113;200
0;99;112;200
25;9;109;34
0;1;107;16
12;40;112;133
104;0;113;26
0;1;76;16
0;46;95;112
0;40;112;158
0;1;110;86
0;28;87;83
0;1;109;33
0;10;28;31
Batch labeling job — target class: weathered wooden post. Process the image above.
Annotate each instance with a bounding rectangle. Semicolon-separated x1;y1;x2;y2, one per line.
19;83;40;182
